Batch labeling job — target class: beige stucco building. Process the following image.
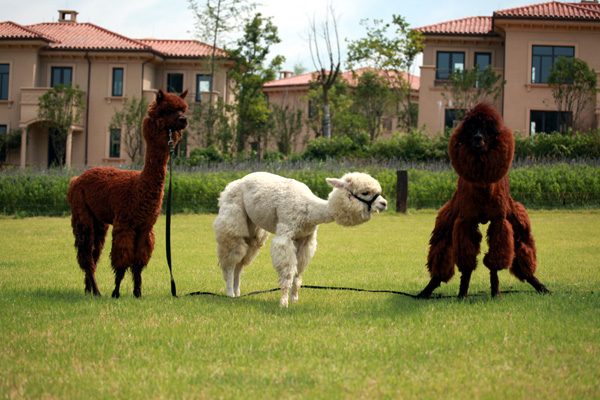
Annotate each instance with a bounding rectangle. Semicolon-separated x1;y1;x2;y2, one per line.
415;1;600;136
0;10;233;168
263;68;419;152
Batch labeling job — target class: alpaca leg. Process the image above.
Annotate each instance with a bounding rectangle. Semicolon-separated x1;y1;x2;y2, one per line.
111;268;127;299
292;231;318;303
110;225;136;298
217;239;249;297
271;231;298;307
72;213;102;296
214;204;253;297
417;201;457;299
508;202;552;294
483;219;514;298
453;217;482;298
131;229;155;298
131;265;144;298
233;226;269;297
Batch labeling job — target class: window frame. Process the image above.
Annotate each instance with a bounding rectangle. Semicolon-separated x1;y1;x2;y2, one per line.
109;128;121;158
436;51;465;81
0;64;9;101
111;67;124;97
50;66;73;87
529;110;572;135
166;72;184;94
474;52;492;72
531;45;575;84
195;74;212;102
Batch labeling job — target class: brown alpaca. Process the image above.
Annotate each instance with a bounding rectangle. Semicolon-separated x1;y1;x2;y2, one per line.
67;89;188;298
417;103;551;299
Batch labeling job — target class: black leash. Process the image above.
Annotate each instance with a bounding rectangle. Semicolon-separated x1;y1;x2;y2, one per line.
186;284;544;299
166;130;177;297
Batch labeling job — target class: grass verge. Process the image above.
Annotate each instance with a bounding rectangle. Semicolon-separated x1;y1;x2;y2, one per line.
1;211;599;399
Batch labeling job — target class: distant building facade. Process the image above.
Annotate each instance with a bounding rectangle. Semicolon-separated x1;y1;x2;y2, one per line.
0;10;233;168
263;68;420;152
415;1;600;136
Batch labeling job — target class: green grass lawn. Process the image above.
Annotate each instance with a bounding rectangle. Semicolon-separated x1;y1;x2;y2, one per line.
1;211;599;399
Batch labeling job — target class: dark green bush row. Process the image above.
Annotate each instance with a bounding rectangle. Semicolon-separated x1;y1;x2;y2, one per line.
1;161;599;217
300;130;600;161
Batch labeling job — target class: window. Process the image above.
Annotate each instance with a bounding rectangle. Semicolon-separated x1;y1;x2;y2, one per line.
530;110;572;135
0;64;9;100
51;66;73;87
195;74;211;102
112;68;124;97
531;45;574;84
0;124;6;161
444;109;466;129
474;53;491;72
436;51;465;80
109;129;121;158
167;73;184;94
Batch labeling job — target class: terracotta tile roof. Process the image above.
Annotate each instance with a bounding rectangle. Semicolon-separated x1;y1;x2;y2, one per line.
0;21;49;41
26;22;150;51
138;39;227;58
264;68;420;91
263;71;316;88
414;16;495;36
0;20;223;58
495;1;600;20
415;2;600;36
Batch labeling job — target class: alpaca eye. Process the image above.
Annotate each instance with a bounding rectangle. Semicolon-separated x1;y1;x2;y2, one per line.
361;191;369;196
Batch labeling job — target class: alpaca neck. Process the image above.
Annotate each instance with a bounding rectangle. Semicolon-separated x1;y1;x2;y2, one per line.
313;198;335;225
139;141;169;191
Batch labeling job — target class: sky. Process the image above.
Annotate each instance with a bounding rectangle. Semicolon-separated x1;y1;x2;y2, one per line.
2;0;539;75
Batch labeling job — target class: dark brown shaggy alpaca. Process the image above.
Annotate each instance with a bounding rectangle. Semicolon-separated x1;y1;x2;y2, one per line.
417;103;551;299
67;89;188;298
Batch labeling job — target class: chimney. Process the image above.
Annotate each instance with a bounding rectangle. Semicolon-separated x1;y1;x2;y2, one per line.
279;71;294;79
58;10;78;23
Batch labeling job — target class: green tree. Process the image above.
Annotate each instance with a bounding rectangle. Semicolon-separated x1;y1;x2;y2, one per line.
0;128;22;163
188;0;256;105
304;77;361;139
441;65;505;126
188;99;236;154
37;84;85;167
547;57;598;133
307;4;341;139
109;96;149;164
268;103;304;156
227;13;284;158
352;70;394;141
346;15;424;130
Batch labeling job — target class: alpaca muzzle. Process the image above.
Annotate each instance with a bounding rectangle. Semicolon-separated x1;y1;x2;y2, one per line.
351;192;385;212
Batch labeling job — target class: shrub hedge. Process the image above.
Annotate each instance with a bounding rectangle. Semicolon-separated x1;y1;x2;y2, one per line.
300;130;600;161
1;160;599;217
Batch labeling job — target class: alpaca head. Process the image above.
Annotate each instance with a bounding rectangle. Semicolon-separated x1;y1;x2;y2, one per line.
145;89;189;147
326;172;387;227
449;102;515;184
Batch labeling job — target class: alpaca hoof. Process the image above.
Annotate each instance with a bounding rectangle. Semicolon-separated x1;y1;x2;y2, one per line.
133;290;142;298
111;290;120;299
280;298;289;307
415;291;431;300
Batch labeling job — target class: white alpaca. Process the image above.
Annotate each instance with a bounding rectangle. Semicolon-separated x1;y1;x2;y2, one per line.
213;171;388;306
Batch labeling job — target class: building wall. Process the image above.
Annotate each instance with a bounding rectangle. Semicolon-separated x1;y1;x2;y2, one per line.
0;43;235;168
500;22;600;135
417;36;505;135
418;21;600;137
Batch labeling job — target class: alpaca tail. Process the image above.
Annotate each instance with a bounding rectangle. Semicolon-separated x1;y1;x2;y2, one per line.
67;176;79;206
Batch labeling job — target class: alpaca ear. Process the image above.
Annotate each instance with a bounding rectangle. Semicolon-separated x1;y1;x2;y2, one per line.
326;177;352;191
156;89;165;104
180;90;189;100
